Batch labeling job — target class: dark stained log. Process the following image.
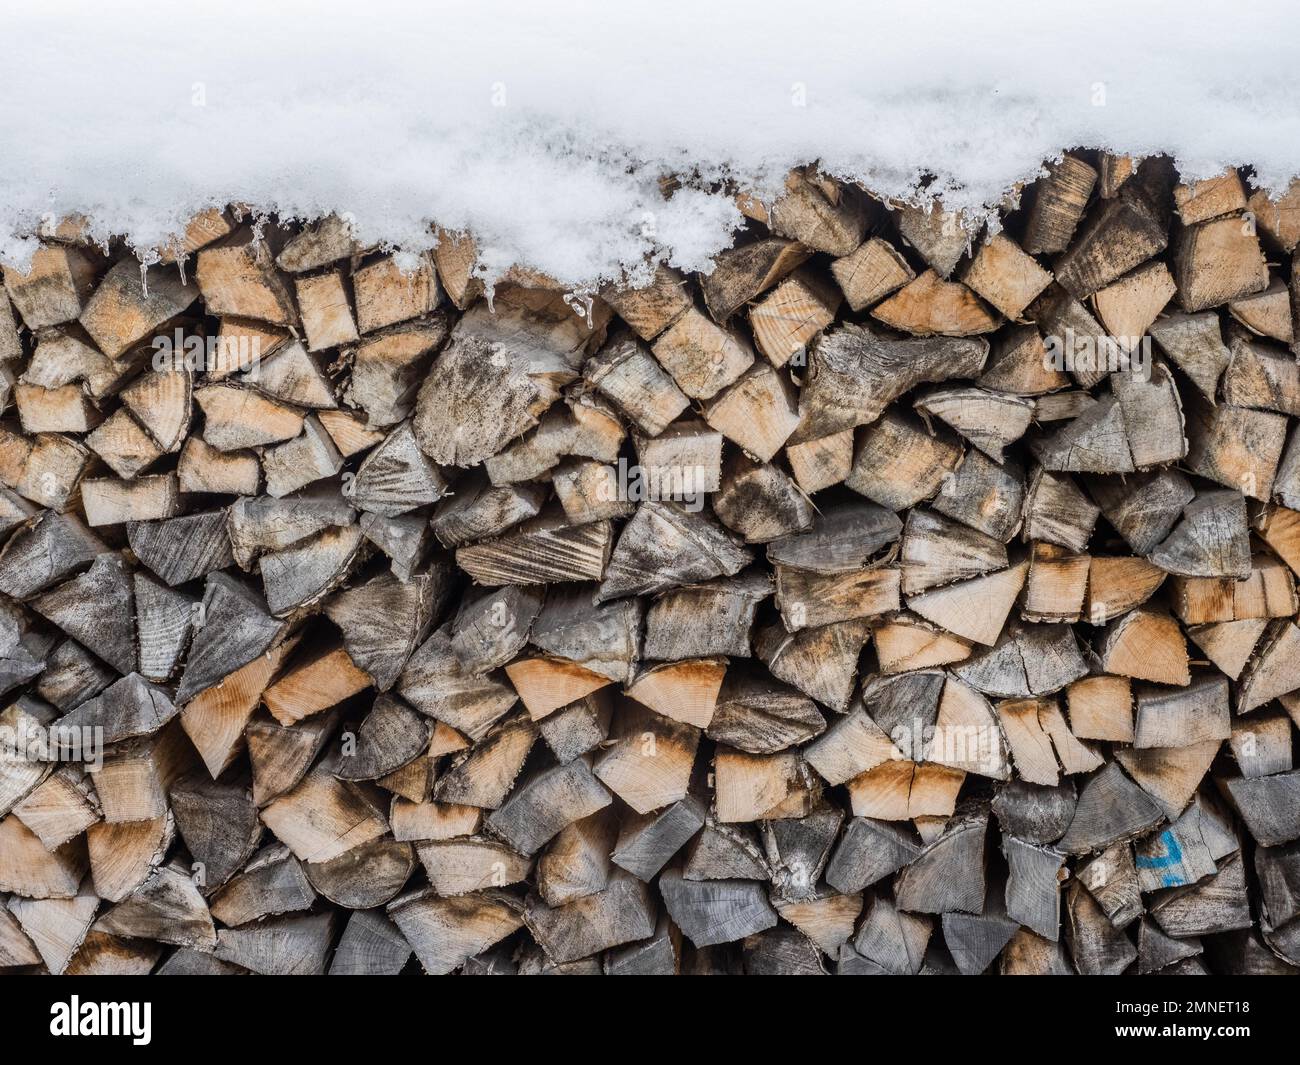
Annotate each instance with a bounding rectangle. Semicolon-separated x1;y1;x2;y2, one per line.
398;623;518;740
598;267;692;342
699;237;811;322
485;757;613;857
761;802;842;900
1137;916;1202;974
1023;155;1097;255
644;571;768;661
1149;851;1252;938
1219;769;1300;846
97;862;216;951
457;510;612;587
449;584;543;676
328;908;413;976
412;291;608;467
335;695;432;780
597;502;750;603
658;866;777;947
1058;762;1165;855
742;924;828;975
683;817;769;882
1086;468;1194;556
755;617;872;712
706;667;825;754
1054;168;1171;298
537;691;613;764
209;843;314;927
176;572;291;702
525;867;657;963
134;572;195;683
212;912;338;976
1002;835;1065;939
604;916;680;975
894;808;989;915
1066;880;1136;975
0;511;105;601
846;409;963;511
1149;489;1251;579
991;779;1076;846
305;838;416;908
431;473;546;549
169;773;261;893
713;457;814;543
795;324;988;439
1115;740;1223;821
57;673;178;747
941;888;1019;976
529;587;641;683
848;893;932;974
245;710;339;807
326;566;451;690
349;421;449;516
388;887;524;974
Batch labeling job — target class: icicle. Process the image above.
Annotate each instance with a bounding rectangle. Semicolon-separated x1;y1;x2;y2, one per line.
564;291;594;330
176;256;187;287
139;261;149;299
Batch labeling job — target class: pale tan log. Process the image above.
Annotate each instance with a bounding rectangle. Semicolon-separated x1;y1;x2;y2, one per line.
871;270;1000;336
960;233;1053;319
503;655;614;721
1174;170;1247;224
714;748;814;822
830;236;914;311
873;615;973;673
845;760;964;821
80;473;179;527
177;436;261;495
295;270;359;351
624;657;727;729
196;233;297;326
262;644;372;726
180;636;300;778
1098;608;1190;686
747;269;840;367
353;254;440;333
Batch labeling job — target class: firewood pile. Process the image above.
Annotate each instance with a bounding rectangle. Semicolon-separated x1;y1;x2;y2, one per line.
2;153;1300;976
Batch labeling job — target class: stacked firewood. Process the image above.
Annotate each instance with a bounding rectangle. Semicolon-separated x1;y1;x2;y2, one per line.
1;154;1300;976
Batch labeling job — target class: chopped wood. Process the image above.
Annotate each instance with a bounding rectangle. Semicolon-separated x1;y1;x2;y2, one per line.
1;163;1296;975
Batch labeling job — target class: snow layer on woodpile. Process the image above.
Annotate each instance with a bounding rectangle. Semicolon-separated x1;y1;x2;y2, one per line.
1;0;1297;286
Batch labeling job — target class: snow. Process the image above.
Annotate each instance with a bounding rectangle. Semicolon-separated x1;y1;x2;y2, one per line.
2;0;1298;287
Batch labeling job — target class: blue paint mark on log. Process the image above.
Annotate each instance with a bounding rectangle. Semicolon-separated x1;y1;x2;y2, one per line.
1137;830;1188;887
